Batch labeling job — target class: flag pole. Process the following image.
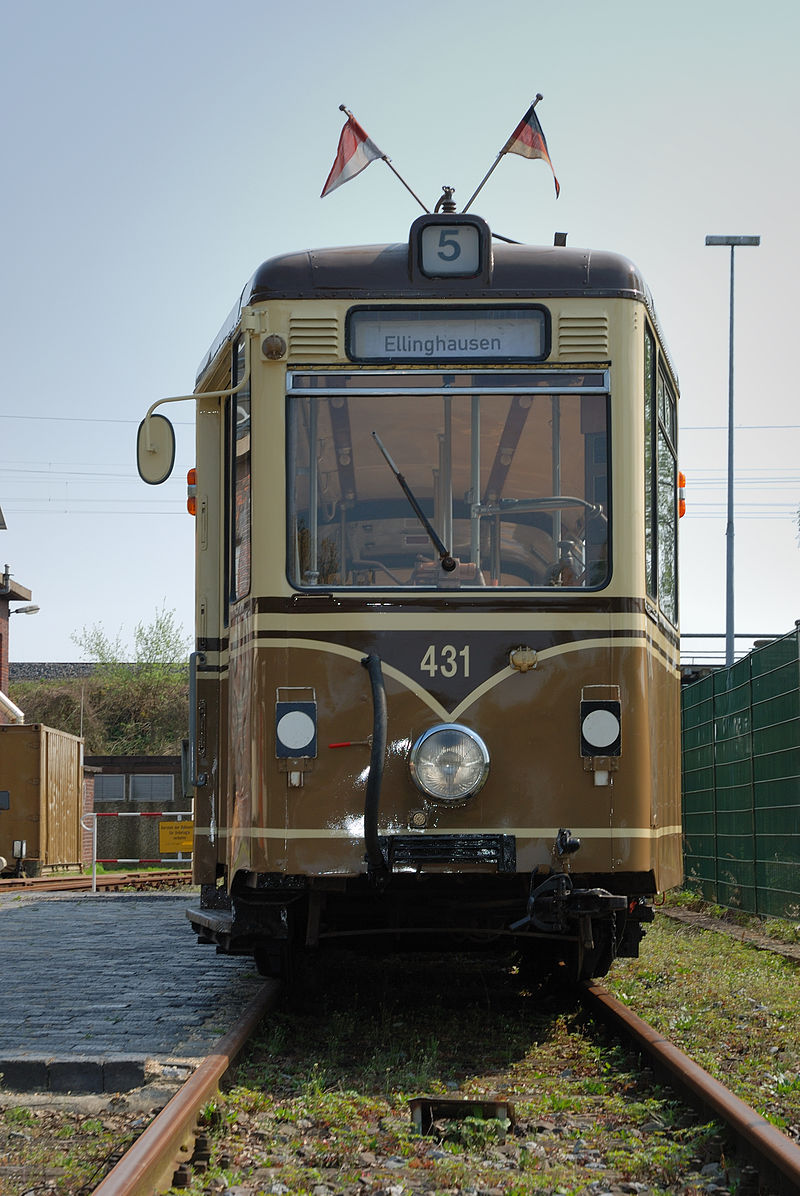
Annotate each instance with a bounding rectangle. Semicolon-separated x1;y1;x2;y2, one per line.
339;105;430;213
461;94;543;213
382;158;431;213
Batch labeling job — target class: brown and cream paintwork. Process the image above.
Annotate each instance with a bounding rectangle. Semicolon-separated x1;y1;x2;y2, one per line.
189;269;682;902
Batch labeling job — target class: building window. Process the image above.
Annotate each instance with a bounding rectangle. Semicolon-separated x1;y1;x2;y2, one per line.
94;774;125;802
130;774;174;802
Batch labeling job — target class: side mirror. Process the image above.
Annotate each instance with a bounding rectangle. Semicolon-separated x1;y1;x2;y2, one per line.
137;413;176;485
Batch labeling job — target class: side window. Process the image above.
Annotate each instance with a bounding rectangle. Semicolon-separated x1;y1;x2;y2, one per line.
657;368;678;624
644;327;656;601
229;339;251;603
644;325;678;625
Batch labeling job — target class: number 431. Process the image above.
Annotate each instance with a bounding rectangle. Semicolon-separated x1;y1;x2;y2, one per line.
420;644;470;678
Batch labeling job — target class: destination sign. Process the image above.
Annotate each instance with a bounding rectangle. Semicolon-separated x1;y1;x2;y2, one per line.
348;307;548;363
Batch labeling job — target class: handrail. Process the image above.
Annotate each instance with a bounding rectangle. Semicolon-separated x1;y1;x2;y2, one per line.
189;652;207;789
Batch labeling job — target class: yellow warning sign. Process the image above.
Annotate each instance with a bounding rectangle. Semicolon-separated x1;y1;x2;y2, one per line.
159;821;194;854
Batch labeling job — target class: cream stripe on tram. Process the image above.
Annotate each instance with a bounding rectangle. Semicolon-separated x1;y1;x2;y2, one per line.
248;609;673;635
249;635;673;722
194;825;683;841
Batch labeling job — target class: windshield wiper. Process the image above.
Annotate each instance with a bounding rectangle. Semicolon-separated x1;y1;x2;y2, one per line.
371;431;456;573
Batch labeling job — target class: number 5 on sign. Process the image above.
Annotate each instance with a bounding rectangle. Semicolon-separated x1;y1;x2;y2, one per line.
419;224;480;275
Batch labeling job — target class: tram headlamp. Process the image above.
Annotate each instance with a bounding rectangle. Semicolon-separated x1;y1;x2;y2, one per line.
409;724;489;802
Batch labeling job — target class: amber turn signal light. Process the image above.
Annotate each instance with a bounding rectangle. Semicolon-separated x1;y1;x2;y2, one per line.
187;467;197;516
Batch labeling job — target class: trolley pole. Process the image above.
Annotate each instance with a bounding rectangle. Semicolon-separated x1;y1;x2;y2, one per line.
705;235;760;666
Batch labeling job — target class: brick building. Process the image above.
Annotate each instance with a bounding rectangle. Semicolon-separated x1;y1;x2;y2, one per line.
0;563;33;725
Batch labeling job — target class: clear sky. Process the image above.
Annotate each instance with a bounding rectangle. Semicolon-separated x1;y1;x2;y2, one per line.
1;0;797;663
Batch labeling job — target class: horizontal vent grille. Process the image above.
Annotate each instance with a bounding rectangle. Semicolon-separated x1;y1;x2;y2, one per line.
557;314;609;360
379;834;516;873
289;315;340;359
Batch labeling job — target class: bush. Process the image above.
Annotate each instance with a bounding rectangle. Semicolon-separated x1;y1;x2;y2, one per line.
9;606;190;755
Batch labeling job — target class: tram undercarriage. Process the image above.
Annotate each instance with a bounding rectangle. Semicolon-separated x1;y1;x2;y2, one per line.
187;866;654;984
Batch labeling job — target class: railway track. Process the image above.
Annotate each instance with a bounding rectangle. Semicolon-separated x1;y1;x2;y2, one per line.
583;981;800;1195
64;960;800;1196
91;982;279;1196
0;869;192;894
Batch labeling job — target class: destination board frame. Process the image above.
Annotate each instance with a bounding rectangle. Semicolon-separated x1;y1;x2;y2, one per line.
346;304;551;364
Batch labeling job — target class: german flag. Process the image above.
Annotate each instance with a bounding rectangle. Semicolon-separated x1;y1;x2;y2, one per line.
503;103;560;197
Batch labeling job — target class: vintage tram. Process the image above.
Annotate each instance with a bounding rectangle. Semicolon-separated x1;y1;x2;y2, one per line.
138;206;682;982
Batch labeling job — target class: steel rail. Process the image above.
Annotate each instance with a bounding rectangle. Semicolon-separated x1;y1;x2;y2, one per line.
0;870;191;894
93;980;279;1196
583;980;800;1195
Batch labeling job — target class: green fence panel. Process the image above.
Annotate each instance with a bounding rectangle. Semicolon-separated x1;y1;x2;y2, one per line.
753;859;800;919
754;808;800;843
753;778;800;810
682;627;800;919
751;689;800;731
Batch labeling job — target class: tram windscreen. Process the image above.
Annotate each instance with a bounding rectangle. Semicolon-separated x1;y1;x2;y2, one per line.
287;374;608;589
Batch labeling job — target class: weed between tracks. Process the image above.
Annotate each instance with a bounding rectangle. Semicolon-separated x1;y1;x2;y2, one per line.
177;910;800;1196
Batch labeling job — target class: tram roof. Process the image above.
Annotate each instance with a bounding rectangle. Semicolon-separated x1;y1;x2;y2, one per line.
197;239;657;385
249;240;648;302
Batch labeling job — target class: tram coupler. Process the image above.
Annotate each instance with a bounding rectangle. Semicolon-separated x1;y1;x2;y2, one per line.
510;870;627;936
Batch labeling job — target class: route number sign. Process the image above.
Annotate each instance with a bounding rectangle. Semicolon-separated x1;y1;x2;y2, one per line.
419;223;481;276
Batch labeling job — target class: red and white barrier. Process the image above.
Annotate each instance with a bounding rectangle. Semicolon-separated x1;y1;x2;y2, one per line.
80;810;193;893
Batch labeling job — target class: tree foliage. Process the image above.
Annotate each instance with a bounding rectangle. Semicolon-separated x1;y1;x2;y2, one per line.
10;606;191;756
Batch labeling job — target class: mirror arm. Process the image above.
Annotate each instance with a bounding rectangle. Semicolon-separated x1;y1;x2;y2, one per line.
142;334;253;453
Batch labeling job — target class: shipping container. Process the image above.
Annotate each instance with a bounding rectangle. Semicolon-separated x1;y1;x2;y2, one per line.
0;724;84;875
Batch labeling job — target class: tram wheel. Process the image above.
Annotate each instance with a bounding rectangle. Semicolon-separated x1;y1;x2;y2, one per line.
570;929;615;983
253;939;294;982
516;927;615;987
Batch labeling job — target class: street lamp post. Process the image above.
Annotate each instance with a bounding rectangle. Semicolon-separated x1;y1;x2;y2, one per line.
705;234;760;666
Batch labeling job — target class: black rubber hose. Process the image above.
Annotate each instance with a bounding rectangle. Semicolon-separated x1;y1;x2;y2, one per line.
361;653;389;878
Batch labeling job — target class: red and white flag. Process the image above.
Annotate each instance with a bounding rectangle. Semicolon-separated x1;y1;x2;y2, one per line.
321;114;383;198
503;103;560;198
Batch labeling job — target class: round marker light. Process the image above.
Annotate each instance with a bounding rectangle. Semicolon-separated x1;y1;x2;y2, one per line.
409;724;489;802
276;710;316;753
581;708;620;751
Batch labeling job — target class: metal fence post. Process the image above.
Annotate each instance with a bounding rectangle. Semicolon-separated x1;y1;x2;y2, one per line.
80;812;98;893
